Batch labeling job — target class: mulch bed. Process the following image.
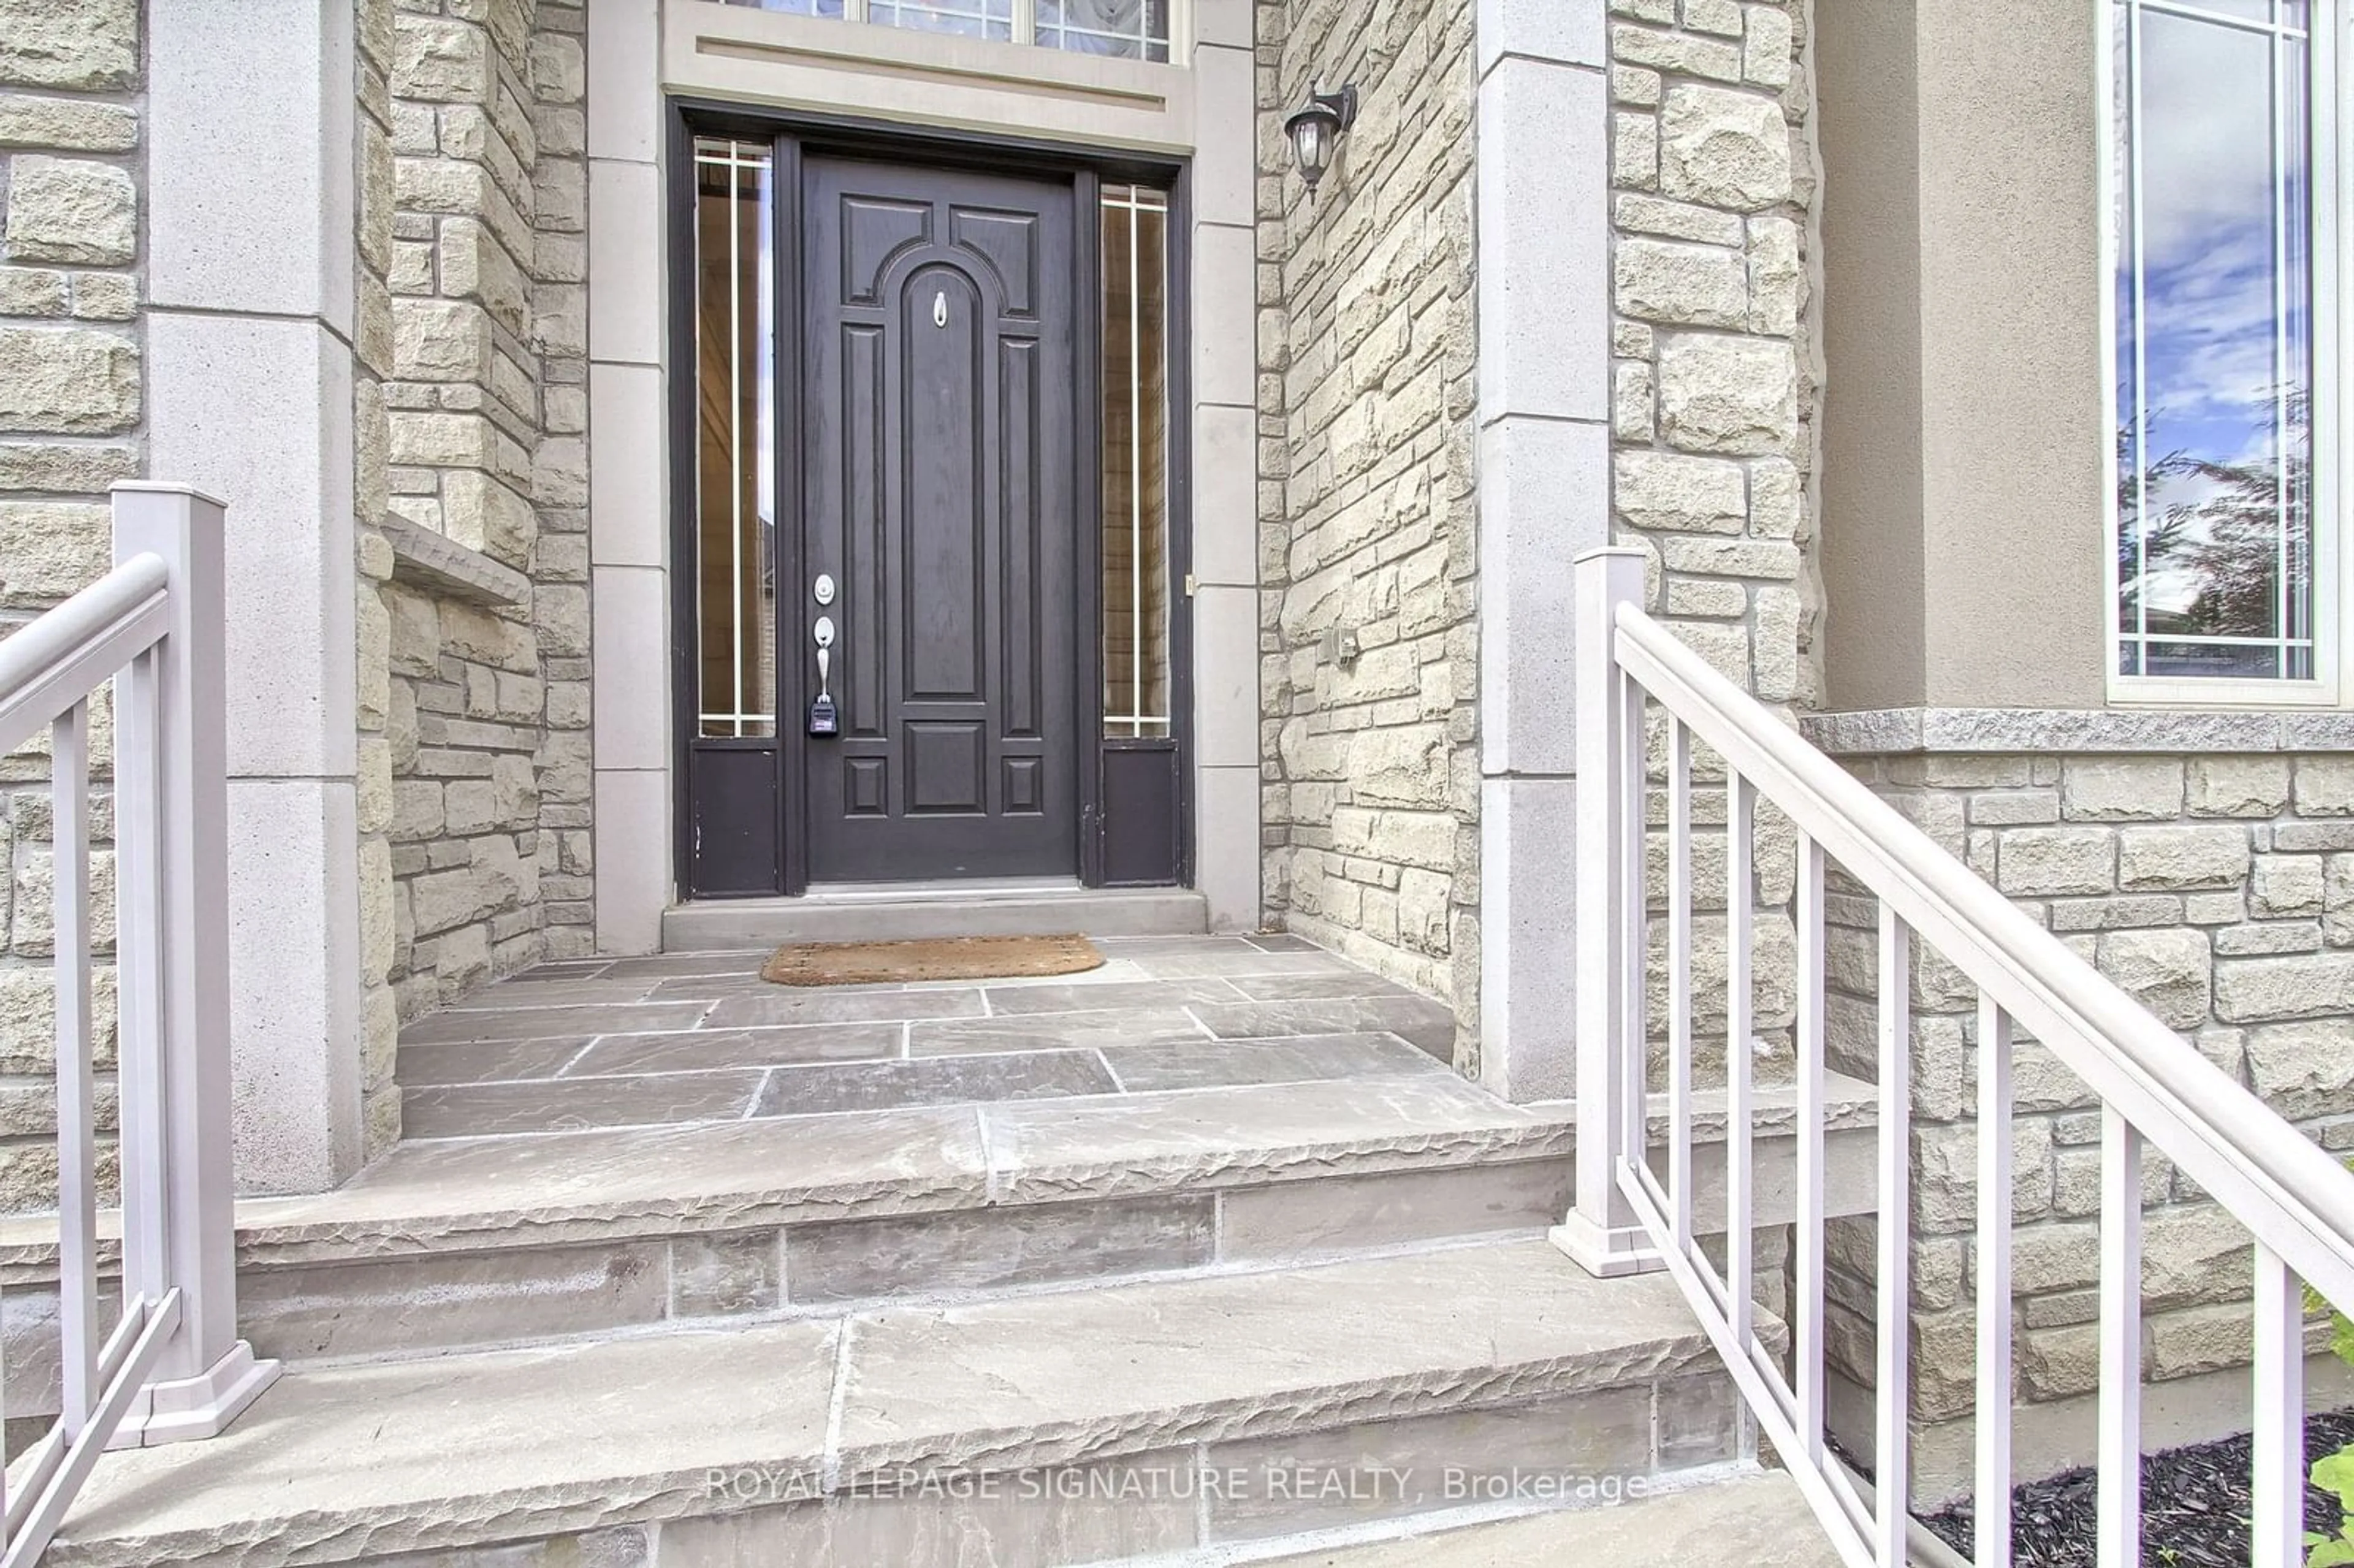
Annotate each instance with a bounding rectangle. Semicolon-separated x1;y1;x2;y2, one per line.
1921;1410;2354;1567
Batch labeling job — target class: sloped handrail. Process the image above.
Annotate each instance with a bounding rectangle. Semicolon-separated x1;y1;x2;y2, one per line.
0;556;168;757
1613;599;2354;1309
1561;546;2354;1568
0;486;278;1567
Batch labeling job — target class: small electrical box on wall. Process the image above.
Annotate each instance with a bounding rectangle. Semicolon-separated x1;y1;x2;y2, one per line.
1319;626;1361;666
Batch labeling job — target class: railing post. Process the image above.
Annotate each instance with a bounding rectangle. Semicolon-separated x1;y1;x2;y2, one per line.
1553;547;1662;1277
107;484;277;1446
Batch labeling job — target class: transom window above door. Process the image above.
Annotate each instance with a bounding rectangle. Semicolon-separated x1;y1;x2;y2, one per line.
723;0;1173;61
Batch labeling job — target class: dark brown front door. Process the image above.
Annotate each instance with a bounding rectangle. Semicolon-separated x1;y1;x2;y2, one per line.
799;158;1081;882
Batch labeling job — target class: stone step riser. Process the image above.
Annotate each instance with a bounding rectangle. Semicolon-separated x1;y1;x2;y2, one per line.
235;1377;1755;1568
1;1114;1883;1427
3;1155;1576;1421
42;1239;1764;1567
660;889;1211;949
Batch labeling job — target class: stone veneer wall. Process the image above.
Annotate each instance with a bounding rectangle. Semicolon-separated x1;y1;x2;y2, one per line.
354;0;400;1157
372;0;593;1095
1259;0;1823;1079
1607;0;1819;711
0;0;596;1186
1808;733;2354;1495
1257;0;1480;1038
0;1;142;1205
1611;1;1818;1081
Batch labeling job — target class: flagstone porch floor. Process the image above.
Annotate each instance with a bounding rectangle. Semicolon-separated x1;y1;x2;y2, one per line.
394;934;1461;1141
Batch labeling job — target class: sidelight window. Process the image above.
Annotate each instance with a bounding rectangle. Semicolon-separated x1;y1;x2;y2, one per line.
1100;184;1173;740
725;0;1171;61
691;136;780;739
2108;0;2341;696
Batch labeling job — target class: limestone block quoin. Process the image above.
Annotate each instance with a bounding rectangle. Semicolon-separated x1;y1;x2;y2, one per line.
0;0;137;92
2;154;135;264
1658;82;1792;213
0;324;137;433
1656;333;1797;455
1615;237;1747;328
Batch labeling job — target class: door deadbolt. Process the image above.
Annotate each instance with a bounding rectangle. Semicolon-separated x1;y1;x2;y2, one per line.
813;573;836;607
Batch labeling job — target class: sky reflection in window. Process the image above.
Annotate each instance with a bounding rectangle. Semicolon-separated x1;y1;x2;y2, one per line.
2115;0;2315;682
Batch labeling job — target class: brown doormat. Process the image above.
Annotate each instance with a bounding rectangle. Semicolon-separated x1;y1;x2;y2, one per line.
760;934;1105;987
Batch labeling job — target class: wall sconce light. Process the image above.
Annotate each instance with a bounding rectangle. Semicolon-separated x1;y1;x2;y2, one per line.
1284;84;1358;193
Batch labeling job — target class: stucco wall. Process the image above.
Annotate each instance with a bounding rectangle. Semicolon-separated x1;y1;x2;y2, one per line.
1804;1;2310;1494
0;0;143;1208
1257;0;1480;1032
1814;0;2106;712
1807;0;1921;711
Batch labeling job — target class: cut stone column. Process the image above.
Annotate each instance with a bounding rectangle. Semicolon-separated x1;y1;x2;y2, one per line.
1474;0;1610;1102
1190;0;1260;934
147;0;365;1193
586;0;665;955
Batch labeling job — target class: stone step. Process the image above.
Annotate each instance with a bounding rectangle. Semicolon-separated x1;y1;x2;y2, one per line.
0;1075;1573;1399
661;883;1211;949
1255;1469;1843;1567
0;1071;1878;1421
47;1238;1759;1567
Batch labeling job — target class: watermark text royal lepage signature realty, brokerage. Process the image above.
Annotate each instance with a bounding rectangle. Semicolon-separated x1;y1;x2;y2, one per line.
703;1460;1666;1509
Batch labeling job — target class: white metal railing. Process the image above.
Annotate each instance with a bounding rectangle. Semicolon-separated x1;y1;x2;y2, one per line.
1559;547;2354;1568
0;487;275;1565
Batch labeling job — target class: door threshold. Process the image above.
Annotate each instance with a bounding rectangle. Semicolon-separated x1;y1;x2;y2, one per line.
800;877;1084;904
662;885;1207;950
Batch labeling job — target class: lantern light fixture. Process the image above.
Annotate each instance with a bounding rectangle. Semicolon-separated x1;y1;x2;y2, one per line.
1284;83;1358;194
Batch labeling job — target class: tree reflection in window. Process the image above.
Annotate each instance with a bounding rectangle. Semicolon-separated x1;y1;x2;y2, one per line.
2117;393;2313;679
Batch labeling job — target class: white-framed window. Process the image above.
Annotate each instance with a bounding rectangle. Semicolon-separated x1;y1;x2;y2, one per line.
690;135;780;741
1100;183;1175;741
722;0;1176;61
2105;0;2345;704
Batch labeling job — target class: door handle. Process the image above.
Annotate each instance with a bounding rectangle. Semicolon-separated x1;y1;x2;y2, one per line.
809;615;838;737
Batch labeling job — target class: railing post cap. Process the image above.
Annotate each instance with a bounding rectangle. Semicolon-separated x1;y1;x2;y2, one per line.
110;482;229;509
1573;546;1648;565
